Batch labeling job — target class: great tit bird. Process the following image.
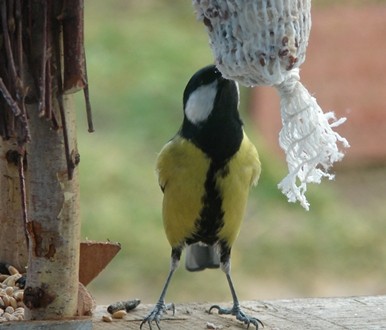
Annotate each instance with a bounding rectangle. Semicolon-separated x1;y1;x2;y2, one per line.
141;65;262;329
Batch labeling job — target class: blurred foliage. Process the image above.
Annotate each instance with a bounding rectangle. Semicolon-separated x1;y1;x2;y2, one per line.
76;0;386;304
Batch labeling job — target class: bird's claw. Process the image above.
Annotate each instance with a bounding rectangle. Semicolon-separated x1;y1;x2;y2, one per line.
209;304;264;329
140;302;175;330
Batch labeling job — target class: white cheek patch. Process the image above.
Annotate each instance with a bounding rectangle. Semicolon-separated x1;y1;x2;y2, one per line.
185;80;217;124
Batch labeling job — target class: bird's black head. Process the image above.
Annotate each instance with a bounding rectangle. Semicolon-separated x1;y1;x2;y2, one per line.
181;65;243;162
182;65;239;126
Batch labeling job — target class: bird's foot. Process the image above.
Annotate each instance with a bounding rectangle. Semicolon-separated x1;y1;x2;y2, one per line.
209;303;263;329
140;301;175;330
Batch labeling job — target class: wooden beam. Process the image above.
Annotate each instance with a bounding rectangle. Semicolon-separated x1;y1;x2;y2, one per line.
0;318;92;329
92;295;386;329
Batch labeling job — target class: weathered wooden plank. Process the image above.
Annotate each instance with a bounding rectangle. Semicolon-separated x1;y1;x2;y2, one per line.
0;318;92;330
244;296;386;329
92;295;386;329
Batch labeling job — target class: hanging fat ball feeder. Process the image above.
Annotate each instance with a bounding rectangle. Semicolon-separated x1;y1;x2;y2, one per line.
193;0;349;210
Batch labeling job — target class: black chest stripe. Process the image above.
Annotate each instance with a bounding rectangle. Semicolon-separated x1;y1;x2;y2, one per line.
186;161;229;245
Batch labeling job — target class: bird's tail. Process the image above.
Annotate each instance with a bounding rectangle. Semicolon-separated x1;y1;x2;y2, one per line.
185;243;220;271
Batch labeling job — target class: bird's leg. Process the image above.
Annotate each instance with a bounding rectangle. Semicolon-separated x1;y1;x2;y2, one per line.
209;245;263;329
140;248;182;329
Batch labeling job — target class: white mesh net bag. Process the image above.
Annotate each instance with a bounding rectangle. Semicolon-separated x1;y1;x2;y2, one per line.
193;0;349;210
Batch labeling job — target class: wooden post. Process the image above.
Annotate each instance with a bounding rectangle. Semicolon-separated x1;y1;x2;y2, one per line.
0;139;29;271
0;0;91;321
23;97;81;319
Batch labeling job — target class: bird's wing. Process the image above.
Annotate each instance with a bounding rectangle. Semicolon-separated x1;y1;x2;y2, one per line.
216;132;261;246
156;135;210;247
243;133;261;187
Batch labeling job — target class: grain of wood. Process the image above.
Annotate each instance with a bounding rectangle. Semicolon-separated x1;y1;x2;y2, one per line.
92;295;386;329
0;318;92;329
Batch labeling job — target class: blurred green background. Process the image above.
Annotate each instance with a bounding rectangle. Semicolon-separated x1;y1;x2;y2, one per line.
76;0;386;305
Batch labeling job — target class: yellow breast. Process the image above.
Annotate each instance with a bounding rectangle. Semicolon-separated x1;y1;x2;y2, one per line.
156;132;260;248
